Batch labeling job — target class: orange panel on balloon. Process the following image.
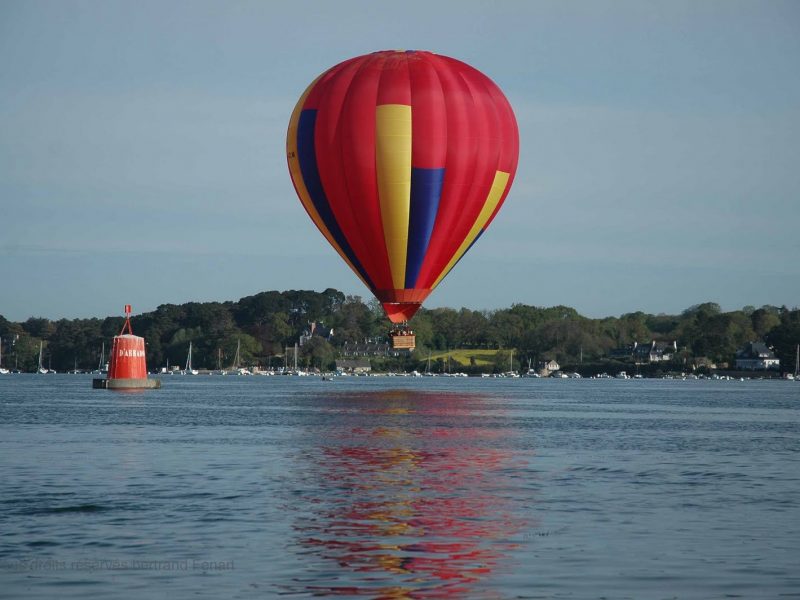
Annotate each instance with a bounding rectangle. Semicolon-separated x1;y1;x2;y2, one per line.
383;302;422;323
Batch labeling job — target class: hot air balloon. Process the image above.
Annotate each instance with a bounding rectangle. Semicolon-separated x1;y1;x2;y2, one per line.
287;50;519;349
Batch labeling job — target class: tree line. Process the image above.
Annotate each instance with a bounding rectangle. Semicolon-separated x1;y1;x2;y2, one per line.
1;291;798;374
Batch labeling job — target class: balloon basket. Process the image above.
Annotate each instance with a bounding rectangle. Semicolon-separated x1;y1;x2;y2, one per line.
389;326;416;350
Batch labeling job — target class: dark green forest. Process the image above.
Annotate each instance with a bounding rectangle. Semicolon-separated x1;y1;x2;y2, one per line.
1;289;798;374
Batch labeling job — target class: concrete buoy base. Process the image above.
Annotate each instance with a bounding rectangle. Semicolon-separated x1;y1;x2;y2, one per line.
93;378;161;389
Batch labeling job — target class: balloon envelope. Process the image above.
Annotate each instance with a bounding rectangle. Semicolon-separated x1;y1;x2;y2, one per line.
287;50;519;322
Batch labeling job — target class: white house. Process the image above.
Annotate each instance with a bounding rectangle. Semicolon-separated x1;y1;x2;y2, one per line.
735;342;780;370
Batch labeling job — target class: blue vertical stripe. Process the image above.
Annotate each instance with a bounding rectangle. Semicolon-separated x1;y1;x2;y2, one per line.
297;109;374;289
405;167;445;288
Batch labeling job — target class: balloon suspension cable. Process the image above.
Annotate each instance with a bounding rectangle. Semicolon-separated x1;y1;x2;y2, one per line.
390;321;411;334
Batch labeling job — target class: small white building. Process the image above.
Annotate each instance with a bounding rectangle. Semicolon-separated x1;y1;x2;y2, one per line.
610;340;677;363
538;359;560;377
634;340;677;363
335;359;371;374
735;342;780;370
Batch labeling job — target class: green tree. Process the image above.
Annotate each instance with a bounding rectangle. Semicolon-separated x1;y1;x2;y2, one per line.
300;337;335;370
454;308;489;347
408;311;434;350
22;317;55;340
13;335;41;372
492;349;512;373
219;334;262;368
331;296;377;343
486;310;524;348
751;308;781;339
766;309;800;373
427;307;460;349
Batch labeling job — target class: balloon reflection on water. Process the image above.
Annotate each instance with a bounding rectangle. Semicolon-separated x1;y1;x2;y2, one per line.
287;389;529;598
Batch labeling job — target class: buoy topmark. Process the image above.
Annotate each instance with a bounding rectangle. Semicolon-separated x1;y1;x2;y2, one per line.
93;305;160;390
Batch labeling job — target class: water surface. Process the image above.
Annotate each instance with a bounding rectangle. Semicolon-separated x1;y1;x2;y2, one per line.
1;375;798;598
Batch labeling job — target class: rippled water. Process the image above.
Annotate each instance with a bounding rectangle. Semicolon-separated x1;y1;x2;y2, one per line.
1;374;798;598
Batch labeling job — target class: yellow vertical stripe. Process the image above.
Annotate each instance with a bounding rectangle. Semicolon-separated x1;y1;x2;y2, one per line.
431;170;510;288
286;79;369;289
376;104;412;289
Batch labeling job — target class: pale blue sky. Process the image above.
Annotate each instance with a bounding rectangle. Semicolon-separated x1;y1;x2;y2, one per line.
1;0;798;321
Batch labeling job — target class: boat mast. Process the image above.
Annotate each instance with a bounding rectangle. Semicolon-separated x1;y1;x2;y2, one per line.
38;341;43;372
795;344;799;378
0;336;9;373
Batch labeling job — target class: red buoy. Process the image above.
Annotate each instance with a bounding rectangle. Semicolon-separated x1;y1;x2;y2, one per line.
93;305;160;390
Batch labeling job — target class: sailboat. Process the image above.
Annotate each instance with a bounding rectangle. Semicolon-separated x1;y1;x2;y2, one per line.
229;339;248;375
293;342;303;376
524;357;540;378
423;349;434;376
183;341;199;375
505;349;520;378
37;341;48;374
215;348;226;376
0;337;9;374
93;342;108;374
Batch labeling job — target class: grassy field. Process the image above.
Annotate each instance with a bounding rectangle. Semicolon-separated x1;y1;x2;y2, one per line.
426;348;504;367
